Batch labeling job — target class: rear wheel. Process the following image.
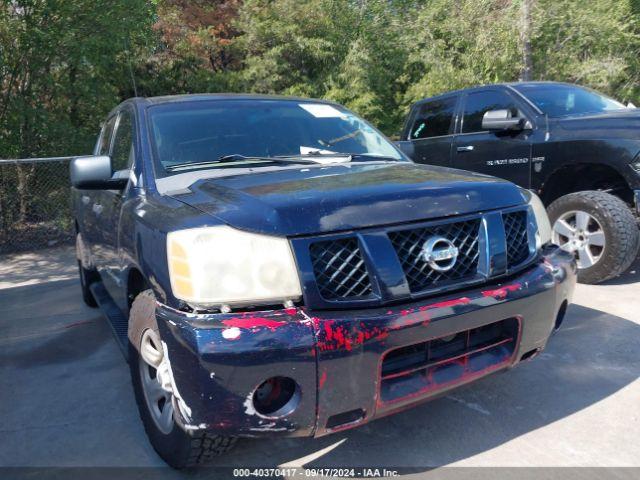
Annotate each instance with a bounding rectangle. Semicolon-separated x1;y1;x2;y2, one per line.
128;290;237;468
548;191;639;284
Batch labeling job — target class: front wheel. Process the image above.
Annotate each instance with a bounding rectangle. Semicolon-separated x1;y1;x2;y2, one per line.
547;191;639;284
128;290;237;468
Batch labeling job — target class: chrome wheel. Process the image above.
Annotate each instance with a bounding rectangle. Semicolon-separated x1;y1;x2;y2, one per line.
552;210;605;269
139;329;175;434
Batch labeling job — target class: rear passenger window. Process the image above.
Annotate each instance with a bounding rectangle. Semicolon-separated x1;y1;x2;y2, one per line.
97;115;117;156
462;91;520;133
111;110;134;172
410;97;457;139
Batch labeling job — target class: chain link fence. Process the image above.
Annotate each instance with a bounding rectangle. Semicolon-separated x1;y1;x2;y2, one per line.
0;157;75;254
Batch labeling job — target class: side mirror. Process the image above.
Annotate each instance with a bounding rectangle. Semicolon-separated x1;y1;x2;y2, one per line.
481;109;527;131
70;155;128;190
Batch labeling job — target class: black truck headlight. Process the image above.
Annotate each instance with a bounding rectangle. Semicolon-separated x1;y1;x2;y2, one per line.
167;226;302;309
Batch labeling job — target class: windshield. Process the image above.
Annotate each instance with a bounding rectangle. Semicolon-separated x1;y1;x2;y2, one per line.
148;99;403;173
513;83;626;118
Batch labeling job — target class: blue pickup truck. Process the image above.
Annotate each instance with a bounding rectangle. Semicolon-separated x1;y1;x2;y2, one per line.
70;94;576;468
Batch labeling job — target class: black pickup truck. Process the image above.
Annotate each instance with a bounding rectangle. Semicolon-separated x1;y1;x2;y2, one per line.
398;82;640;284
70;94;575;468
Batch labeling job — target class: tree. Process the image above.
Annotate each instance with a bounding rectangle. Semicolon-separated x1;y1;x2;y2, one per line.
400;0;522;108
531;0;640;101
0;0;154;245
234;0;353;97
0;0;154;158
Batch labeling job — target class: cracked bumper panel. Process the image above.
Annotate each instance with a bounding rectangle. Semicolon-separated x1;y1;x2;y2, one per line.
156;307;318;437
156;247;576;438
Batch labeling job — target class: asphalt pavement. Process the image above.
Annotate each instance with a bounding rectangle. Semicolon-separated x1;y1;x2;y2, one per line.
0;246;638;478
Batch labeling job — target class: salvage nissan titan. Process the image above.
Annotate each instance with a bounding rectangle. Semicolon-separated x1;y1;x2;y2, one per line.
70;94;576;468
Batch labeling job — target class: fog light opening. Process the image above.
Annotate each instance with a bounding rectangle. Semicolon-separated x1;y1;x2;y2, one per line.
554;300;568;331
326;408;366;430
520;348;540;362
252;376;300;418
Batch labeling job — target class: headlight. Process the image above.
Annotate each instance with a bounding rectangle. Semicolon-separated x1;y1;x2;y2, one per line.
631;160;640;173
521;188;552;247
167;226;302;309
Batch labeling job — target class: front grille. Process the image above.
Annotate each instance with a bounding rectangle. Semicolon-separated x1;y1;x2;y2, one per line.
379;318;520;403
503;210;530;267
309;238;373;300
296;207;537;308
388;219;481;293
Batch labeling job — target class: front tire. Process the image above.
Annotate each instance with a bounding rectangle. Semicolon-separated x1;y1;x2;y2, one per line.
128;290;237;468
548;191;639;284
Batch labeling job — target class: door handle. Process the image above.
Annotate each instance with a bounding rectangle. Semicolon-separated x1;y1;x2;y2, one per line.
92;203;104;215
457;145;475;152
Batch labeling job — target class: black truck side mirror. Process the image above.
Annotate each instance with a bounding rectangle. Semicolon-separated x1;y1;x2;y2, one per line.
70;155;128;190
481;109;528;131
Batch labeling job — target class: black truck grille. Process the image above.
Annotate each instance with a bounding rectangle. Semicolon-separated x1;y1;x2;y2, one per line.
296;208;533;307
503;210;530;268
310;238;373;300
388;219;481;293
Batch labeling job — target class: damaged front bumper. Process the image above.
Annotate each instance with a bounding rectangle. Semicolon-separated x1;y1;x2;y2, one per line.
156;247;576;437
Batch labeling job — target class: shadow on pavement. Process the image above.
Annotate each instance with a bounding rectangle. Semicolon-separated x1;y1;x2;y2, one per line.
0;316;108;368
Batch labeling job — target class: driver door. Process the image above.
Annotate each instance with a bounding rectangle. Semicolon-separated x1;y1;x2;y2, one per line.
96;107;135;302
452;89;533;188
82;115;117;267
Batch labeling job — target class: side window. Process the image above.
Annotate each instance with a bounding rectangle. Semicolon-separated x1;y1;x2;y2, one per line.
110;109;134;172
97;115;117;156
410;97;457;140
462;91;521;133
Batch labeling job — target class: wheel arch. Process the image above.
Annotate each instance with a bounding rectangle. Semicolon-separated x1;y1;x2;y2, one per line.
127;267;151;311
539;163;634;206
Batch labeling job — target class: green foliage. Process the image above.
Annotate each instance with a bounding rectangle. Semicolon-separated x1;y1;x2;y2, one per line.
531;0;640;101
0;0;154;157
400;0;522;106
236;0;354;96
2;0;640;154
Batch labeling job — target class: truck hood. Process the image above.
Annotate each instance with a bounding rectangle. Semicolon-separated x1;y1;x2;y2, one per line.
556;108;640;134
161;162;525;236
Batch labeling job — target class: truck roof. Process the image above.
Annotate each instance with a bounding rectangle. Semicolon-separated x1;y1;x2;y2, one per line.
412;81;577;105
128;93;340;107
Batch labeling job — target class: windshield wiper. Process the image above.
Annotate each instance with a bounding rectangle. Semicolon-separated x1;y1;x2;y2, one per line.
291;152;401;163
319;129;364;147
336;153;400;162
218;154;321;164
164;152;398;172
165;154;320;172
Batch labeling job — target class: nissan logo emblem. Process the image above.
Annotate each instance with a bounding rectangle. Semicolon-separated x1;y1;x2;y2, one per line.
421;236;459;272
